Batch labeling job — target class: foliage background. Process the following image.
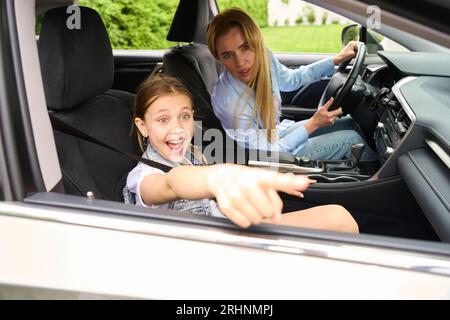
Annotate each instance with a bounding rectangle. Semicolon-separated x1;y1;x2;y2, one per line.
76;0;342;52
79;0;178;49
217;0;268;28
79;0;269;49
262;24;342;53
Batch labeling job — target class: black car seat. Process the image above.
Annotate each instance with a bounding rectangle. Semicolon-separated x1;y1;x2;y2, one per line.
163;0;224;134
38;6;140;201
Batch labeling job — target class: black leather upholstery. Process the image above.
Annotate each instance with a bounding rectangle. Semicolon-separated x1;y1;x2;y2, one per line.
39;7;114;110
164;0;224;133
39;7;140;201
167;0;209;44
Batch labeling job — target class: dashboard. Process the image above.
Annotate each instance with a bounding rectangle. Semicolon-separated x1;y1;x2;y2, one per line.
362;51;450;241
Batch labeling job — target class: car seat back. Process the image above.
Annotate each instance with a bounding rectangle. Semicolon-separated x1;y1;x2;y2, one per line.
39;6;140;201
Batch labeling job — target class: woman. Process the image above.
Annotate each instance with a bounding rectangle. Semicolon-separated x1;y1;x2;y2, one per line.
207;8;376;160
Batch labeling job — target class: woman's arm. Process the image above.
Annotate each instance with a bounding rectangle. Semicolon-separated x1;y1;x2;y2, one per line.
140;163;315;228
332;41;358;65
272;41;358;93
212;85;309;153
272;52;335;92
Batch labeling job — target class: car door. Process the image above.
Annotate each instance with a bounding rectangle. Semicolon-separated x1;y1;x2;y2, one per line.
275;52;334;120
113;49;165;94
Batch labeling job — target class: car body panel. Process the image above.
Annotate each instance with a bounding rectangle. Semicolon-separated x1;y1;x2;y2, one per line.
2;201;450;299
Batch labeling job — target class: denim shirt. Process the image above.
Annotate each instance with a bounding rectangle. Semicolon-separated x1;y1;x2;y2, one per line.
211;50;335;153
124;144;225;218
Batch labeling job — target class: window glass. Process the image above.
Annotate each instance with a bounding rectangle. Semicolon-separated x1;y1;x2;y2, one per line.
366;29;409;53
219;1;410;54
219;0;352;53
75;0;179;49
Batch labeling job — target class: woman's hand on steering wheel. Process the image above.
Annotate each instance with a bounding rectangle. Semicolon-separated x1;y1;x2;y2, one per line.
333;41;358;65
318;42;366;115
304;97;343;134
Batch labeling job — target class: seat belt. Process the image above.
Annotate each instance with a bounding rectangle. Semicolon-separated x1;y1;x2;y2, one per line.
49;113;173;173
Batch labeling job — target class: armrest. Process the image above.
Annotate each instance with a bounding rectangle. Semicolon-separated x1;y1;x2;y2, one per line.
281;105;315;120
248;149;298;165
202;147;298;165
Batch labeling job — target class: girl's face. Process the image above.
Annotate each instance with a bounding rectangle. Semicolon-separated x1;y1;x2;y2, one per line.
135;93;194;163
215;26;256;85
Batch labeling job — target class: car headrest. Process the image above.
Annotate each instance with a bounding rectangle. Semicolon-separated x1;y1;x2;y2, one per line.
166;0;208;44
38;6;114;110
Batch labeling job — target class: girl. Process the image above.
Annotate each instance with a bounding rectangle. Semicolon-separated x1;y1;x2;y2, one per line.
208;8;377;160
125;75;358;233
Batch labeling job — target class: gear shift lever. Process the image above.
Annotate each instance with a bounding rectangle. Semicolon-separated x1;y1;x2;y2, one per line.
351;143;365;168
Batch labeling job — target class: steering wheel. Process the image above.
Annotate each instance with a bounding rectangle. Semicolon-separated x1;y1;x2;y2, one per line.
318;42;366;114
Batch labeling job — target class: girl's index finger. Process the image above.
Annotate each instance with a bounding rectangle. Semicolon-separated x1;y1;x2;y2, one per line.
260;172;312;193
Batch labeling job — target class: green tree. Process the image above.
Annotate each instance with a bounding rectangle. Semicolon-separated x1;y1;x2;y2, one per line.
79;0;178;49
321;11;328;25
303;4;316;25
217;0;268;28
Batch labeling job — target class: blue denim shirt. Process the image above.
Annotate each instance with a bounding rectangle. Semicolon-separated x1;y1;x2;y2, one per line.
124;144;225;218
211;50;335;153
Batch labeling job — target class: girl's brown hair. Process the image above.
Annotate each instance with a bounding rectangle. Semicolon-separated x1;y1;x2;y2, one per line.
133;75;194;151
207;8;276;142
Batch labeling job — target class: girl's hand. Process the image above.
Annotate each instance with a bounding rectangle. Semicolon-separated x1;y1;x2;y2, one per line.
304;97;342;134
207;165;316;228
333;41;358;65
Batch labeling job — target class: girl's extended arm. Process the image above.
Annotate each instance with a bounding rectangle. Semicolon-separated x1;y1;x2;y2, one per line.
140;164;315;227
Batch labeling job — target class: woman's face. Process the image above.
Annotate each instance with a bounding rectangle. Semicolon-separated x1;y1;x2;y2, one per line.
135;93;194;163
215;26;256;85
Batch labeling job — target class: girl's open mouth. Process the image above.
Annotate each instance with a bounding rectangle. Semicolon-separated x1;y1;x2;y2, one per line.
166;138;185;152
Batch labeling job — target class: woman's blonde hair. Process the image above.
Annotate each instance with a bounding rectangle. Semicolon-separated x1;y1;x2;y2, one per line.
133;75;194;152
207;8;277;142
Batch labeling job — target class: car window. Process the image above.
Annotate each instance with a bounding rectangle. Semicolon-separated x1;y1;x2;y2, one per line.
219;1;410;54
219;0;354;53
367;29;409;53
342;25;409;53
78;0;178;50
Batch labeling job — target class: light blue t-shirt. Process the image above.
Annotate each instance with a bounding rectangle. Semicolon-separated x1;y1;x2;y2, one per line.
211;51;335;152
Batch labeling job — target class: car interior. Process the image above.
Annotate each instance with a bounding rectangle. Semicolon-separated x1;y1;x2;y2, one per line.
31;0;450;245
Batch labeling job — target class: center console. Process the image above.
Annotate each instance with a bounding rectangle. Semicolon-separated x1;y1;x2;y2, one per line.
372;89;411;164
247;84;413;183
248;149;379;183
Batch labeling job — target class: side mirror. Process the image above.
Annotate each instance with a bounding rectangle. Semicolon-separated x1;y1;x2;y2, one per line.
341;24;360;46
